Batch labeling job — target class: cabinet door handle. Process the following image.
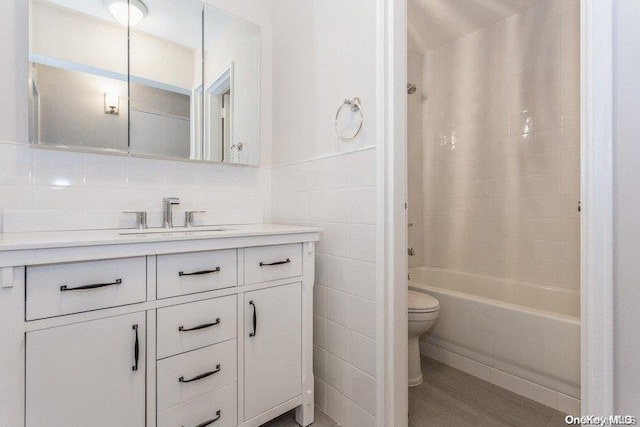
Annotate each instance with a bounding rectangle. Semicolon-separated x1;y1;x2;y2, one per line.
132;324;139;372
259;258;291;267
178;267;221;276
60;278;122;292
179;364;221;383
249;300;257;337
178;318;221;332
192;410;221;427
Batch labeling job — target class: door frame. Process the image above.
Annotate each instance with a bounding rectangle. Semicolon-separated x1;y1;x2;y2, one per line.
379;0;615;422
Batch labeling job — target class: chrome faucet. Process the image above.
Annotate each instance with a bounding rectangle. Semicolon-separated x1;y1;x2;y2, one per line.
162;197;180;228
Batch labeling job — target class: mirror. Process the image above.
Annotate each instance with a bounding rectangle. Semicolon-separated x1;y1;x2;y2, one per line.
29;0;261;166
203;5;260;164
29;0;129;152
128;0;203;160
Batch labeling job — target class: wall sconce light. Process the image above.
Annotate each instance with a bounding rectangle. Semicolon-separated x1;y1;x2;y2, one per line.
104;93;119;115
104;0;148;27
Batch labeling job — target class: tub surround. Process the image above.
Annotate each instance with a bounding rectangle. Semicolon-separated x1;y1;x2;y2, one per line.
0;224;319;427
410;0;581;291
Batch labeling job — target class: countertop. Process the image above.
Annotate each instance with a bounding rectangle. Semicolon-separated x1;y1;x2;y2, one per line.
0;224;321;251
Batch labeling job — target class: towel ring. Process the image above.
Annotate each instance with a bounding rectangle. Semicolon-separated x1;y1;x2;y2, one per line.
335;97;363;141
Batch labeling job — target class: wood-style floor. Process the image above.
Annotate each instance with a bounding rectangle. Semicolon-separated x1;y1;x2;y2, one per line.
409;356;568;427
261;356;568;427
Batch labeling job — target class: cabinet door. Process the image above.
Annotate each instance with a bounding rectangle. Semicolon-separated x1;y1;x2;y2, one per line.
26;312;146;427
244;283;302;420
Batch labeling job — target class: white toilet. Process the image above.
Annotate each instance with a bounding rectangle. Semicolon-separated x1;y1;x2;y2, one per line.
408;290;440;387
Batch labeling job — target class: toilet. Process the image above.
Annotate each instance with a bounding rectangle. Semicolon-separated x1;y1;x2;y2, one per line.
408;290;440;387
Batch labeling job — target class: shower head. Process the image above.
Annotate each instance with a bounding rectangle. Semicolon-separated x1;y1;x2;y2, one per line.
407;83;417;95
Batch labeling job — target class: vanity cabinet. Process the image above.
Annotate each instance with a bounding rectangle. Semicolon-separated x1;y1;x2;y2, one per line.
0;226;318;427
25;311;146;427
244;283;302;420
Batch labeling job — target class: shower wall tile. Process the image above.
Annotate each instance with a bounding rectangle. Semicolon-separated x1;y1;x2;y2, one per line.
416;0;580;290
271;148;378;420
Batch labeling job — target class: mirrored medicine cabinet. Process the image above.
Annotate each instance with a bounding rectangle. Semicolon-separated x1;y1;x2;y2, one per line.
28;0;261;166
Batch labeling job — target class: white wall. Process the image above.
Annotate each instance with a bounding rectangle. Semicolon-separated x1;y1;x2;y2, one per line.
271;0;377;165
270;1;379;425
413;0;580;291
613;0;640;414
0;0;272;233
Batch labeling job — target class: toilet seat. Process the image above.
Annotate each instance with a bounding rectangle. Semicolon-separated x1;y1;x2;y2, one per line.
408;290;439;313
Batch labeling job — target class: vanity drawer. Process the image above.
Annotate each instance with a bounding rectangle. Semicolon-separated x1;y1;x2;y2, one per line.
157;383;237;427
157;295;237;359
244;244;302;285
26;257;147;320
157;249;237;299
157;339;237;411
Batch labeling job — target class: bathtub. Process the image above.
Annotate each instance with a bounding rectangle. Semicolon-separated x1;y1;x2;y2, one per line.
409;266;581;404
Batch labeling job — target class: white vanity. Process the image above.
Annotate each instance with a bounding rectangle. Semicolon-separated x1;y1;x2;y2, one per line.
0;224;319;427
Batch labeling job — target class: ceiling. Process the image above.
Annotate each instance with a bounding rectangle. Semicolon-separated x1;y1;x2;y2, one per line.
40;0;206;49
408;0;549;53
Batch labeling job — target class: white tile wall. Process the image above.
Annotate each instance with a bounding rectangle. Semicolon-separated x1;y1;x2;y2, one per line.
0;142;271;232
411;0;580;290
271;148;377;425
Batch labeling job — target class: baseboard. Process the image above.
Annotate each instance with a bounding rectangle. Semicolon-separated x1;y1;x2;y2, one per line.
419;340;581;415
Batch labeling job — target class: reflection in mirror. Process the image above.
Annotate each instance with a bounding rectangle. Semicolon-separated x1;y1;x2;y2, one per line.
128;0;203;160
204;5;260;164
29;0;128;151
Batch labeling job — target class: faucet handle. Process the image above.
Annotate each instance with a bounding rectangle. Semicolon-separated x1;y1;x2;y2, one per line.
185;211;206;228
123;211;148;229
163;197;180;205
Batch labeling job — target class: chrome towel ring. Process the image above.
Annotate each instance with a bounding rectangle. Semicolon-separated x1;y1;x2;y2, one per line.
335;97;363;141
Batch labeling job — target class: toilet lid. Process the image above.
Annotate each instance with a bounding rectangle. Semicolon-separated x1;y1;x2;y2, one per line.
408;290;439;312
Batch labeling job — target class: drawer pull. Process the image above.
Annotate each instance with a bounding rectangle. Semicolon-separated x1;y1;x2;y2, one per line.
249;301;257;337
178;267;221;276
191;410;221;427
178;318;221;332
259;258;291;267
178;364;221;383
60;278;122;292
132;324;139;372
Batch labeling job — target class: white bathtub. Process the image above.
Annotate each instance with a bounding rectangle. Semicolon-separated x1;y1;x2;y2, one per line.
409;266;581;403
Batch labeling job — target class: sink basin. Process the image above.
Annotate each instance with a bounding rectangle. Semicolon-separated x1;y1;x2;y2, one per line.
119;227;229;236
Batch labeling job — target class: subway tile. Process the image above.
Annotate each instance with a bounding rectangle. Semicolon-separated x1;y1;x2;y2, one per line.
349;296;376;339
326;386;350;427
349;224;376;262
327;288;350;327
349;402;376;427
314;283;328;318
327;321;351;362
327;353;351;397
313;346;328;382
350;368;376;415
327;255;350;293
348;187;376;224
315;378;328;413
314;315;328;349
349;332;376;377
349;259;377;301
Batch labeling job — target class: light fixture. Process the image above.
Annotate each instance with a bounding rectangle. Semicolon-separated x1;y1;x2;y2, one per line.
104;0;148;27
104;93;120;115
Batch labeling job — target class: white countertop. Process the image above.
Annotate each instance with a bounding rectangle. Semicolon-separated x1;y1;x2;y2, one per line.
0;224;321;251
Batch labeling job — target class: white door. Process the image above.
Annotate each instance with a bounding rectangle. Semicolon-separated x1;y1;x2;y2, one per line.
244;283;302;420
26;312;146;427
